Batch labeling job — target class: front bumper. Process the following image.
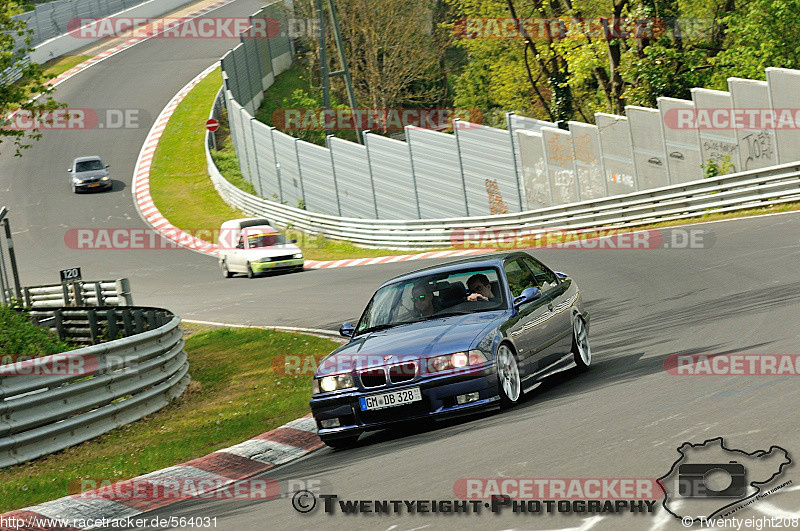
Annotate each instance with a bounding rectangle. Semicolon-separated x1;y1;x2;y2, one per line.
251;258;304;273
310;364;499;440
74;181;112;191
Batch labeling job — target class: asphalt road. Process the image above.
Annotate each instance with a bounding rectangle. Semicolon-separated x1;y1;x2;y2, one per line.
1;3;799;529
139;211;800;531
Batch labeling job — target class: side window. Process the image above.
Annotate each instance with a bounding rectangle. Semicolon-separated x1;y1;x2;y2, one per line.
503;259;538;298
522;257;559;291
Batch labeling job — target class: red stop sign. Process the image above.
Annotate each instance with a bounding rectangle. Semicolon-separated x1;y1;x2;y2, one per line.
206;118;220;132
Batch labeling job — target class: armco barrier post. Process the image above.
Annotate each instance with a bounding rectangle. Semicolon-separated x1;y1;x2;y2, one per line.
116;278;133;305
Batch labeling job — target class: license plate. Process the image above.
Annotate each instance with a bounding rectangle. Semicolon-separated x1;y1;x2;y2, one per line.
88;183;100;187
360;387;421;411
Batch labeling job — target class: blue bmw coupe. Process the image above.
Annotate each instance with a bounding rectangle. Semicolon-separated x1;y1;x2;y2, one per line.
310;251;591;449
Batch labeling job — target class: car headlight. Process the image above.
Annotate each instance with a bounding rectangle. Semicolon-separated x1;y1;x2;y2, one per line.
74;179;84;184
314;373;354;393
427;350;488;373
101;176;109;181
293;253;303;259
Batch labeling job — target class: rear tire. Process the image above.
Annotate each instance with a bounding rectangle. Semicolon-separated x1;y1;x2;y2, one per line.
222;261;233;278
496;343;521;408
572;316;591;372
320;434;360;450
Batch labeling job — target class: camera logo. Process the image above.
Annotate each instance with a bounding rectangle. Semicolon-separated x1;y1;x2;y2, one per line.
658;437;791;523
678;462;746;498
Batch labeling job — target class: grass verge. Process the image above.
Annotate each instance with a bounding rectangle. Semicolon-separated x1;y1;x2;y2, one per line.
148;67;248;230
0;324;340;512
42;55;92;79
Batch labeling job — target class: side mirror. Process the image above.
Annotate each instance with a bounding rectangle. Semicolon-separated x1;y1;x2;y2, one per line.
291;239;298;244
513;287;541;308
67;168;72;172
104;164;110;168
235;242;245;249
555;271;568;280
339;322;355;338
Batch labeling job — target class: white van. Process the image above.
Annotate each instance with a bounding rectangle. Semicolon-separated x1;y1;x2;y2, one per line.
218;218;304;278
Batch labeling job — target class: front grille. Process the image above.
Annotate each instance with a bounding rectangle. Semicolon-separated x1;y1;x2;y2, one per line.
360;368;386;388
270;254;295;262
388;362;417;383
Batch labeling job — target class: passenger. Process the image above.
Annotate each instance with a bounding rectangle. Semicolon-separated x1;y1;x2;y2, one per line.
467;274;499;303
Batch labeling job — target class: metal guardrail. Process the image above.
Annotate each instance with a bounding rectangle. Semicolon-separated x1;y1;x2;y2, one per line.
206;114;800;249
19;278;133;308
0;306;189;468
28;305;170;345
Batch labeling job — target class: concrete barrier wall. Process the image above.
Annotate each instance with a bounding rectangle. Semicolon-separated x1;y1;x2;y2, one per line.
542;127;579;204
728;78;778;172
657;97;704;183
30;0;197;63
568;121;607;200
596;113;638;195
691;88;739;174
516;130;551;210
627;106;670;189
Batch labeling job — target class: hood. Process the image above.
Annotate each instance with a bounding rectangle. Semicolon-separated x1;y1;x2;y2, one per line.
73;169;108;181
316;311;506;376
242;243;301;259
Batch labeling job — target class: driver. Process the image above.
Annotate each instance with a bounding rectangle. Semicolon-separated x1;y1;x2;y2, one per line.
467;274;499;303
411;282;437;318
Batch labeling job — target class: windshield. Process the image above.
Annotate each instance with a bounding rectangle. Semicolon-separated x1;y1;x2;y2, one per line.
247;233;288;248
354;267;506;335
75;160;104;172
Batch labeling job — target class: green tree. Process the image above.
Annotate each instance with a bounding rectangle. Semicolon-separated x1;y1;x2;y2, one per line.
0;1;62;156
710;0;800;86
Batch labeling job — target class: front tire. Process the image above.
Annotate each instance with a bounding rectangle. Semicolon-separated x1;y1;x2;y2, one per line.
246;262;255;279
572;316;591;371
496;343;521;407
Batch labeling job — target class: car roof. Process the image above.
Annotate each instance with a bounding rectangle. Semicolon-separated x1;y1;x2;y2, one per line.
377;251;532;289
73;156;102;163
241;225;277;235
220;217;274;229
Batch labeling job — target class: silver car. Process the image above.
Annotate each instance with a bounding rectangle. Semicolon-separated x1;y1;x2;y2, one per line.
68;156;112;193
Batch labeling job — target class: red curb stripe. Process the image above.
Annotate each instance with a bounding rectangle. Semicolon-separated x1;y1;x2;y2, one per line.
184;452;273;479
254;427;323;451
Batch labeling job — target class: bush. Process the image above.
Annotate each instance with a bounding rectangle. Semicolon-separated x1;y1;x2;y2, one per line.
0;305;73;364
